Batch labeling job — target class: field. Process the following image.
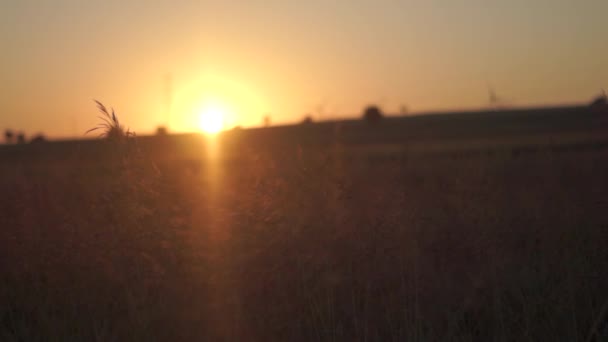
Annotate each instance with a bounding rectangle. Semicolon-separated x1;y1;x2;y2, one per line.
1;107;608;341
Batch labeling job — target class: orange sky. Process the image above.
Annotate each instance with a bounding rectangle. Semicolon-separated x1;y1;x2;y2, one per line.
2;0;607;138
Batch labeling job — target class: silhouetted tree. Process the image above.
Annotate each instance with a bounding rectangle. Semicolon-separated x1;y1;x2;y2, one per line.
156;126;168;136
301;115;314;125
30;134;46;144
17;132;26;144
363;105;384;124
4;129;14;144
590;90;607;114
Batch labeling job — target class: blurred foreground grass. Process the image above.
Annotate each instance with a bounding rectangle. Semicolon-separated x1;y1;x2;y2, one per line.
1;136;607;341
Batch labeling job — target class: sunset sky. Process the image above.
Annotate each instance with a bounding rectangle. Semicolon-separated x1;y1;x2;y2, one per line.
2;0;607;138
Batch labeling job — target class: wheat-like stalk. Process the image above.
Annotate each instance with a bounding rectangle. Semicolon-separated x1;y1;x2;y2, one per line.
87;100;133;139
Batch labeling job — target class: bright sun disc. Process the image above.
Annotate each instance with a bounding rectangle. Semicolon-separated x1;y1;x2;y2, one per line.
199;104;224;134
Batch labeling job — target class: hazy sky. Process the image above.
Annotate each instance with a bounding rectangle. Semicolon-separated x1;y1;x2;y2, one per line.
2;0;607;137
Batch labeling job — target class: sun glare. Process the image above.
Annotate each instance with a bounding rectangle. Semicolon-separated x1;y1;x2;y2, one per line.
199;104;225;134
171;74;266;132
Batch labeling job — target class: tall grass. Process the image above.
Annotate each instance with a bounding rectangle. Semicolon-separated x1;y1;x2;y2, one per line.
1;103;607;340
87;100;133;140
1;103;192;341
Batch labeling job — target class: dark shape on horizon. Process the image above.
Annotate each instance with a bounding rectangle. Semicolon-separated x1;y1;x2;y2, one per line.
363;105;384;124
301;115;314;125
30;134;46;144
589;90;607;114
17;132;26;144
399;105;409;116
263;115;271;127
487;84;511;110
5;129;14;144
488;86;499;107
156;126;168;136
164;73;173;129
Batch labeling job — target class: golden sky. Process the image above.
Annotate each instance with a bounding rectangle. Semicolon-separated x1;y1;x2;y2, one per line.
2;0;607;138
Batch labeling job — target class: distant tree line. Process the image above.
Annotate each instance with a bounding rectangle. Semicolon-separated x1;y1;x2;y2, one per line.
4;129;46;145
299;104;386;126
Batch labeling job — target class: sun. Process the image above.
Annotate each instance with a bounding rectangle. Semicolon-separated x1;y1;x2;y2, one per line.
198;103;225;134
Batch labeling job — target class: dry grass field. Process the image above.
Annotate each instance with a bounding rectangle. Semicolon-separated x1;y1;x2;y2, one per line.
1;108;608;341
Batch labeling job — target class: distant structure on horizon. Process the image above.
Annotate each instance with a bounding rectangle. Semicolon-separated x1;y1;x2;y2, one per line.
487;85;509;110
589;89;607;114
17;132;26;144
164;73;173;129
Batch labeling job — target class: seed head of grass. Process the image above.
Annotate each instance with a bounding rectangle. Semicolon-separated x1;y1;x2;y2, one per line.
87;100;134;140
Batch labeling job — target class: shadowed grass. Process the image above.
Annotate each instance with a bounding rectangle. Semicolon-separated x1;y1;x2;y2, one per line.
1;103;607;341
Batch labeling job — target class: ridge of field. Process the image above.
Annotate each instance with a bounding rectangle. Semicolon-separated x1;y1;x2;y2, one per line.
1;105;606;164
